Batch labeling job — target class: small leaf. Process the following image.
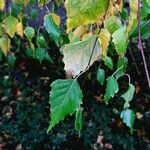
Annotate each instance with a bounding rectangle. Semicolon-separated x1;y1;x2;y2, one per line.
104;16;122;34
104;56;113;70
121;109;135;130
48;79;83;131
35;48;53;63
16;22;24;37
0;0;4;11
0;36;11;56
26;48;35;58
104;76;119;104
75;108;83;135
121;84;135;109
50;13;61;26
36;35;48;48
61;35;101;77
115;56;128;79
44;13;62;45
98;29;111;57
7;53;16;68
97;68;105;85
146;0;150;5
4;15;18;38
38;0;50;6
24;27;35;40
112;26;128;55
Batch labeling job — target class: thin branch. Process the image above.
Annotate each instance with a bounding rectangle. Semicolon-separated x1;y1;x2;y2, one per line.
87;0;110;67
138;0;150;89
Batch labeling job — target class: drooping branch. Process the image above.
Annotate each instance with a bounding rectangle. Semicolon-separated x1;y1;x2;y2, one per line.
138;0;150;89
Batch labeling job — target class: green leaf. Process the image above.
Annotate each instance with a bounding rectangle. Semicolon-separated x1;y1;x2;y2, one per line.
104;16;122;34
115;56;128;79
7;53;16;67
112;26;128;55
121;84;135;109
26;48;35;58
36;35;48;48
121;109;135;130
97;68;105;85
35;48;53;63
44;14;62;45
65;0;109;32
104;76;119;104
4;15;18;38
24;27;35;40
75;108;83;135
146;0;150;5
48;79;83;131
61;35;101;77
104;56;113;70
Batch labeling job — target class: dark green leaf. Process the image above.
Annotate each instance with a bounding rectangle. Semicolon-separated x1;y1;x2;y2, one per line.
97;68;105;85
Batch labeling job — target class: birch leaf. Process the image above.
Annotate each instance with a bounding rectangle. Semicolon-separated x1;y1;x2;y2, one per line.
61;35;101;77
0;0;4;11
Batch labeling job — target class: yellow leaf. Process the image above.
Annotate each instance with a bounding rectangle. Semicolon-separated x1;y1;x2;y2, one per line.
50;13;61;26
0;0;4;11
127;0;138;33
108;0;123;16
16;22;24;37
65;0;109;32
98;29;111;57
0;36;11;56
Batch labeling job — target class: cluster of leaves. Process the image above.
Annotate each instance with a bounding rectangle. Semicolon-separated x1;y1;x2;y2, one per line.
0;0;150;136
48;0;150;134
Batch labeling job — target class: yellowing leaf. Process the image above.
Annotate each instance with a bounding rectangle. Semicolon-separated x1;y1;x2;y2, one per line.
127;0;138;33
0;36;11;56
4;15;18;38
50;13;61;26
38;0;50;7
108;0;123;16
65;0;109;32
0;0;4;11
98;29;111;57
16;22;24;37
61;35;101;77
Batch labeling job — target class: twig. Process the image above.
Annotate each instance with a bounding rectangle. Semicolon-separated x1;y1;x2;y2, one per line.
138;0;150;89
128;45;140;75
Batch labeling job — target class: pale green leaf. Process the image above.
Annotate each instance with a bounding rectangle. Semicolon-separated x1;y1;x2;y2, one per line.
61;35;101;77
121;84;135;109
112;26;128;55
24;27;35;40
121;109;135;129
65;0;109;32
48;79;83;131
104;56;113;70
97;68;105;85
104;16;122;34
4;15;18;38
36;35;48;48
104;76;119;104
146;0;150;5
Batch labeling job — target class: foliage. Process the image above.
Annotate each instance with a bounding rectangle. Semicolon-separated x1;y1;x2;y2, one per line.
0;0;150;149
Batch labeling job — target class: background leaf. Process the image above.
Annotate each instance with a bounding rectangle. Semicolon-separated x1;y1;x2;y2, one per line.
97;68;105;85
104;76;119;104
121;109;135;130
